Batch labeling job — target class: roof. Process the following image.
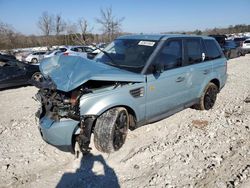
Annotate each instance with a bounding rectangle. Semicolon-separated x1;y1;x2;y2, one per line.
117;34;214;41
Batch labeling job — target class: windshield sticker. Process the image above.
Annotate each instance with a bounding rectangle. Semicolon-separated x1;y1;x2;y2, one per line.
138;41;155;46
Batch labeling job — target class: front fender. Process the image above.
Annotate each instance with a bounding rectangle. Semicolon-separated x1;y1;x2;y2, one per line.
79;83;146;122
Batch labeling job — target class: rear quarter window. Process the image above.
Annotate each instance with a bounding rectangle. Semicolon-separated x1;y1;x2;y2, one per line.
204;39;222;60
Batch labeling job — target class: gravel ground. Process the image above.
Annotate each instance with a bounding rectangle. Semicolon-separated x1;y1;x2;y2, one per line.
0;55;249;188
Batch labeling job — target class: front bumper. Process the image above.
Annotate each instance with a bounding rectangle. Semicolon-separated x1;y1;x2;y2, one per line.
39;116;79;153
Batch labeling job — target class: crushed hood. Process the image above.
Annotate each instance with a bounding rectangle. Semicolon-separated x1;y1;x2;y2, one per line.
39;55;145;92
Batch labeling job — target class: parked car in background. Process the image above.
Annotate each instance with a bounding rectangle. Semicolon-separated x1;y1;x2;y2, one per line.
0;57;40;89
25;51;46;64
60;46;94;59
223;40;245;59
44;50;63;58
0;53;16;61
88;43;108;59
233;37;249;47
242;39;250;53
209;35;227;47
32;34;227;155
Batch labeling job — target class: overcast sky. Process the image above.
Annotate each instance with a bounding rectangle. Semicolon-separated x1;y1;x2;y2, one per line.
0;0;250;35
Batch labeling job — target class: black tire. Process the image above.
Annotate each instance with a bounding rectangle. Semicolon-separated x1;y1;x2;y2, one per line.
194;83;219;110
94;107;129;153
31;72;43;82
31;58;38;64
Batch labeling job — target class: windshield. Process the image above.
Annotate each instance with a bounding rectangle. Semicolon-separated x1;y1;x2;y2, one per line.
94;39;158;73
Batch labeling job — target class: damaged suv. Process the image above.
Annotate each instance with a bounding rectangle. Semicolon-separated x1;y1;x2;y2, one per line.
33;34;227;154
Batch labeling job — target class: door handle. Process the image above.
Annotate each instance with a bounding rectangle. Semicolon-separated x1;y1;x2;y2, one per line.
176;76;185;82
203;69;210;75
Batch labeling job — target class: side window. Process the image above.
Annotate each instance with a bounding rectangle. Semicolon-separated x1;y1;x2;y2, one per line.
186;39;202;65
71;47;78;52
84;47;93;53
59;48;67;52
204;39;222;60
154;40;182;71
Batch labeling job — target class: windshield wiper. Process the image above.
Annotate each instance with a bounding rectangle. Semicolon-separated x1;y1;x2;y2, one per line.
94;46;116;65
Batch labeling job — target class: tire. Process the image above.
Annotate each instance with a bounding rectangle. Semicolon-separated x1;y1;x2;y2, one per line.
194;83;219;110
31;58;38;64
94;107;129;153
31;72;43;82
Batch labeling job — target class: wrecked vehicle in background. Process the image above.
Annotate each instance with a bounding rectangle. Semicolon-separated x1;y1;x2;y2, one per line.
0;55;40;90
32;34;227;154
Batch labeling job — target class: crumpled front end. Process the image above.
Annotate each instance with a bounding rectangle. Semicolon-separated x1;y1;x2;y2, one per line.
39;116;79;152
35;86;85;152
33;55;145;153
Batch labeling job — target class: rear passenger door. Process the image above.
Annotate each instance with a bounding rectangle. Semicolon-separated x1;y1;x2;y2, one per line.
183;38;212;100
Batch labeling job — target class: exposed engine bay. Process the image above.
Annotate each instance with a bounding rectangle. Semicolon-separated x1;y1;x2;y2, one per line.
35;80;127;121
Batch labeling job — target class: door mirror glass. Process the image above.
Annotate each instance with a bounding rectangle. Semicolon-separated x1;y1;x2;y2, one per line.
202;52;206;61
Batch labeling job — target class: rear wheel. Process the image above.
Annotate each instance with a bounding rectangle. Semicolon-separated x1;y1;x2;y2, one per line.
94;107;129;153
194;83;218;110
31;58;38;64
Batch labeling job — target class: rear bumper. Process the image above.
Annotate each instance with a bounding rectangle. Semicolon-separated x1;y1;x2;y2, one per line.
39;116;79;153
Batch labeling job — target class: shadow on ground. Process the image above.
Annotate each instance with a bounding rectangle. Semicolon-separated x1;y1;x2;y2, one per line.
56;153;120;188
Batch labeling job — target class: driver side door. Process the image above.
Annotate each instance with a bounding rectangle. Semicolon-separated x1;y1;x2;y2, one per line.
145;39;192;122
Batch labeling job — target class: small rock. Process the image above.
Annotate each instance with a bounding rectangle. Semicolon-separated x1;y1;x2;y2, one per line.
133;164;140;169
2;165;8;171
216;181;227;188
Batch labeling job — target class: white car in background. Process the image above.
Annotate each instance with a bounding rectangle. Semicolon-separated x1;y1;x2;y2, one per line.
43;50;63;58
59;46;94;58
242;39;250;53
25;51;46;63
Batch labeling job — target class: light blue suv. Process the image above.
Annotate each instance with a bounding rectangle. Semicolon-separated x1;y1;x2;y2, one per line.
33;34;227;154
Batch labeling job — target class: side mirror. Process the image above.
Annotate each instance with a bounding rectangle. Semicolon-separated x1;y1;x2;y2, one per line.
202;52;206;61
154;63;164;74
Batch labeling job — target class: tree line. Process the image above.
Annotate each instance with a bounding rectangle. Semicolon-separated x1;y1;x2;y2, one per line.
0;7;124;50
163;24;250;36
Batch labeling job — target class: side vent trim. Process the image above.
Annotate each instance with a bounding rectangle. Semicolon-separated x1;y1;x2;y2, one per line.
130;87;144;98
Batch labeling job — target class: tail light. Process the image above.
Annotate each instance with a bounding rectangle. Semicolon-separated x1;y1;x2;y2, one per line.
63;52;69;56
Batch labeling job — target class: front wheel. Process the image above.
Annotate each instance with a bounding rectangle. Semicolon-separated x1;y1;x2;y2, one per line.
94;107;129;153
31;72;43;82
194;83;219;110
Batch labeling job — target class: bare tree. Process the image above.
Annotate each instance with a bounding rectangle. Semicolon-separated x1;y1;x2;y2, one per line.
0;21;19;49
74;18;93;45
37;11;54;36
96;7;124;41
55;14;66;35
